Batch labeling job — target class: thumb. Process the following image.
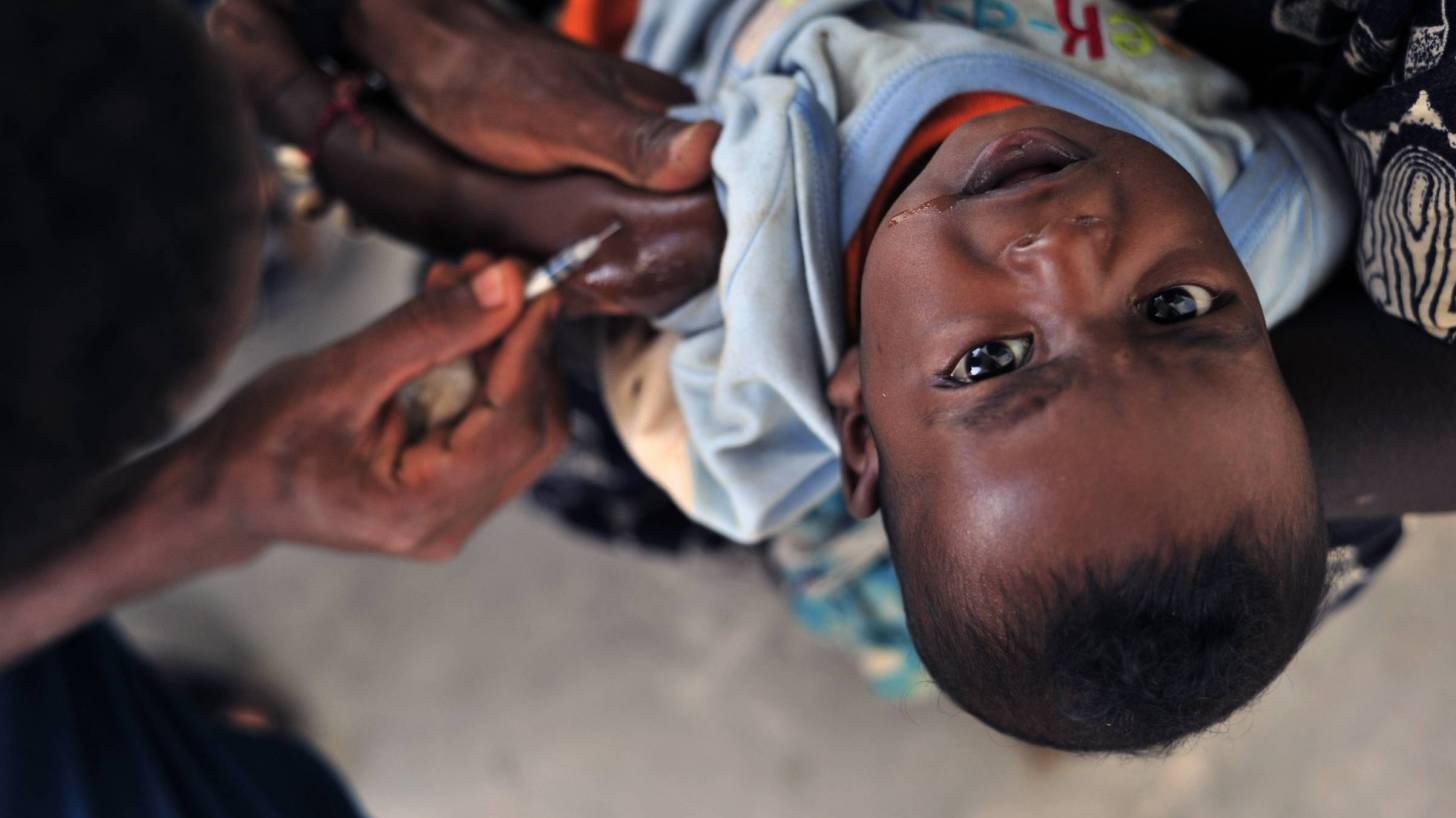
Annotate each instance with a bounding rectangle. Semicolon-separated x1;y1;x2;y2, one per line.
342;259;528;401
613;116;721;193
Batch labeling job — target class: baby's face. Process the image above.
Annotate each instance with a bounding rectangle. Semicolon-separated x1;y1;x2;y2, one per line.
856;106;1315;580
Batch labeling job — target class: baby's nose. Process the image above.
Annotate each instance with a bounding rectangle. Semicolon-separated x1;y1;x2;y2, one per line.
1001;214;1112;284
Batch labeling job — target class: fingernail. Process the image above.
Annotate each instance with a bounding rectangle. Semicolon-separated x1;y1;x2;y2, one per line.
650;121;718;190
667;120;706;159
471;266;506;308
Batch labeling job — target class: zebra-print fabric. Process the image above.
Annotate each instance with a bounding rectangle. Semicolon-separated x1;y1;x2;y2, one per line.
1130;0;1456;342
1360;142;1456;337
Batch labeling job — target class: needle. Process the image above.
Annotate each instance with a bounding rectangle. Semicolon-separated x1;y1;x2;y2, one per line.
523;221;623;300
401;221;623;432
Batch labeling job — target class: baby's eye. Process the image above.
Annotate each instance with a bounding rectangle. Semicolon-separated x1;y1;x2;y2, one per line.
948;337;1032;384
1141;284;1216;324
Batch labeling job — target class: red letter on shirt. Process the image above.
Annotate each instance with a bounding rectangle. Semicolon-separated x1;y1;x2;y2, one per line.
1057;0;1105;60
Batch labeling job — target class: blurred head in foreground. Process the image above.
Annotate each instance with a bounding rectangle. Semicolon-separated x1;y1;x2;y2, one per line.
0;0;262;559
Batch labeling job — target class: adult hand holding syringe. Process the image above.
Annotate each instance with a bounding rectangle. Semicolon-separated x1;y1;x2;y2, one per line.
401;224;620;432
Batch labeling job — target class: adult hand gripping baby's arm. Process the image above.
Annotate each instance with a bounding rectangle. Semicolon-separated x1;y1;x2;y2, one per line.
209;0;725;319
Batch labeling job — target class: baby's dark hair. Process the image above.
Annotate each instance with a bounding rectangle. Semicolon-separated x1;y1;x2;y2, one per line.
885;489;1328;754
0;0;256;558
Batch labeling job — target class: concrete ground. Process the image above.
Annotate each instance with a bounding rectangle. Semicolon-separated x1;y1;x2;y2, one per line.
118;231;1455;818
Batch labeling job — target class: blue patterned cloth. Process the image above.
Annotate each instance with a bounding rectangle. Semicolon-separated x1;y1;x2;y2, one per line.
766;495;932;700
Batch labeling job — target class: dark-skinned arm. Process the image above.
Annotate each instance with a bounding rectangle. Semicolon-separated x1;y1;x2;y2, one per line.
0;258;564;666
1272;272;1456;519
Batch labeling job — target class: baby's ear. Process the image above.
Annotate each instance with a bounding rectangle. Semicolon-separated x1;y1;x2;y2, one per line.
827;346;881;519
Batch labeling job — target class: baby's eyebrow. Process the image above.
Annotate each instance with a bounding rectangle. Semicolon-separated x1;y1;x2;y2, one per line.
924;360;1077;432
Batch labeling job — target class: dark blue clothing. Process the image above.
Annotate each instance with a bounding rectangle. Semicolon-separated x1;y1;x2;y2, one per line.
0;623;362;818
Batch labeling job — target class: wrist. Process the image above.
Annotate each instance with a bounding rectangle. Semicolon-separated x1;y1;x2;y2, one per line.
127;436;269;576
0;439;266;667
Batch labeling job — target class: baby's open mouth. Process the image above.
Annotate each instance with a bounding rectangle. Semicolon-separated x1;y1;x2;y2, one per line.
964;128;1091;196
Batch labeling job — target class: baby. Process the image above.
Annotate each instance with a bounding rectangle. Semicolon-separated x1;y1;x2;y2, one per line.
579;0;1355;751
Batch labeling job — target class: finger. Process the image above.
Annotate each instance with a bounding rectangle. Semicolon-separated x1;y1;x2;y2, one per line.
458;250;495;271
393;406;557;561
481;292;560;410
648;118;721;192
599;114;721;194
367;401;410;483
574;57;716;191
343;259;528;403
444;297;559;454
440;396;564;519
470;345;498;398
408;393;566;558
395;425;453;488
475;108;718;194
423;260;458;291
425;251;495;291
614;59;698;112
402;392;567;560
432;43;715;192
423;421;562;557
